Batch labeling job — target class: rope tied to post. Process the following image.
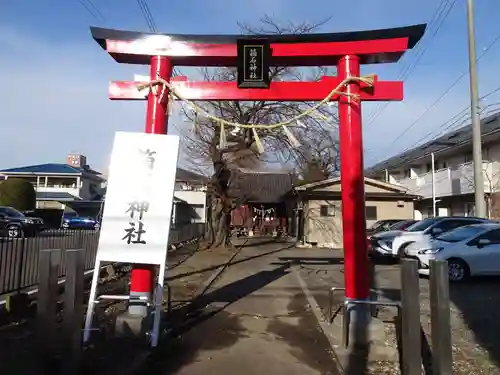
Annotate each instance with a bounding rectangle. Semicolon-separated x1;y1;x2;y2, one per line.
137;73;375;151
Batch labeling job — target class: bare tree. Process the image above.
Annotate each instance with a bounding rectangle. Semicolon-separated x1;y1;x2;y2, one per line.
178;17;339;249
460;162;500;218
293;125;340;184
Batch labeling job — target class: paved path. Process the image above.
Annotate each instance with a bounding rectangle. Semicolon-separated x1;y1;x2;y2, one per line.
143;241;341;375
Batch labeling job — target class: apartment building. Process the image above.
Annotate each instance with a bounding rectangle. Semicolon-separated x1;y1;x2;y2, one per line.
366;112;500;219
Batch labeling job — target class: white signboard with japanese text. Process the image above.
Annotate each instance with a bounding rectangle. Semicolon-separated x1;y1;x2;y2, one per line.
95;131;180;266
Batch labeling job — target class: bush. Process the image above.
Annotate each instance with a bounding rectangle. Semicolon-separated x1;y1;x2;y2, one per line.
0;179;36;211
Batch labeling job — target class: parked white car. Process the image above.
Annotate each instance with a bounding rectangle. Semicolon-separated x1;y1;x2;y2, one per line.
407;223;500;281
370;216;492;258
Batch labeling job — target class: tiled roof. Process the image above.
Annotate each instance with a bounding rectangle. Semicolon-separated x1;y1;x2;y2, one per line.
366;111;500;174
1;163;86;174
36;192;79;201
176;168;208;184
229;171;296;203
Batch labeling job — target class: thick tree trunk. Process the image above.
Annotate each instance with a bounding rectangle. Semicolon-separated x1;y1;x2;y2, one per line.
206;157;233;250
207;195;232;249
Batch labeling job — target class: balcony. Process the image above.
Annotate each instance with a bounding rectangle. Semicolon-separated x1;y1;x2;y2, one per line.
36;186;80;197
396;162;500;199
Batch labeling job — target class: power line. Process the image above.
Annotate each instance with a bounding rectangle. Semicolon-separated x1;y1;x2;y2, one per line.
367;86;500;167
78;0;105;21
133;1;184;77
365;0;455;125
365;87;500;162
399;0;457;82
136;0;158;32
373;30;500;162
365;0;457;126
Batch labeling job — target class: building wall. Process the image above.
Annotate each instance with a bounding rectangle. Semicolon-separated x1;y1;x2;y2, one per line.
415;194;477;219
80;176;103;200
304;198;414;248
37;200;65;209
380;142;500;201
174;190;207;223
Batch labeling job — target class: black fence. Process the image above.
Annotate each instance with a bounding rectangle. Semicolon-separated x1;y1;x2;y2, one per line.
0;223;205;296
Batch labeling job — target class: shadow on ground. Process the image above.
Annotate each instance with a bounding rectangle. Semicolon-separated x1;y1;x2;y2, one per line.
166;240;293;282
136;264;291;374
287;254;436;375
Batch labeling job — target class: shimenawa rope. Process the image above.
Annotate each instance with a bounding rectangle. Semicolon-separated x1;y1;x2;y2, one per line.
137;73;374;152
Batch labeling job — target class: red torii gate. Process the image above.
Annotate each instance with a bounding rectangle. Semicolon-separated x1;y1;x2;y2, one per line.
90;24;425;321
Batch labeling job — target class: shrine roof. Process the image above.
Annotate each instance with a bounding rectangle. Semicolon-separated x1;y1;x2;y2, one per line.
229;171;296;203
90;24;426;66
91;24;426;47
176;167;208;184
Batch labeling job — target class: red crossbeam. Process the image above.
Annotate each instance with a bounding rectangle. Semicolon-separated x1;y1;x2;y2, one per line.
109;76;403;102
105;38;409;66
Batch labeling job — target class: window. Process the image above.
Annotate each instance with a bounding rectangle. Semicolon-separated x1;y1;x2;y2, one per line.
407;217;439;232
0;207;25;218
426;163;432;172
365;206;377;220
465;203;475;216
472;228;500;244
437;225;487;243
368;220;387;230
46;177;78;188
433;219;483;233
320;205;336;217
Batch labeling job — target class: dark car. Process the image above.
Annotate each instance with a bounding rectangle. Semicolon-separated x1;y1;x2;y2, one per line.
0;206;45;238
387;219;418;231
61;213;100;230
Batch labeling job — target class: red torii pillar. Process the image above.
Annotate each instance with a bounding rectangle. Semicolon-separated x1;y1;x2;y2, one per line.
91;24;425;320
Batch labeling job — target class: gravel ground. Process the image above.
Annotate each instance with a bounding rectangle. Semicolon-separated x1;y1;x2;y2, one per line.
1;269;129;375
1;240;237;375
80;241;242;375
296;249;500;375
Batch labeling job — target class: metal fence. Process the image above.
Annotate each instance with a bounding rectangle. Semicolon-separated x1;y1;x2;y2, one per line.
0;223;205;296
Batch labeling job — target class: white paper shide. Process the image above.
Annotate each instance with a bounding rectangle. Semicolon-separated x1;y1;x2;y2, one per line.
96;131;180;266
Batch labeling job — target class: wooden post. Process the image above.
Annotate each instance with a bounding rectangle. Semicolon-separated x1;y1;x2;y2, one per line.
400;259;422;375
37;249;61;374
62;249;85;374
429;259;453;375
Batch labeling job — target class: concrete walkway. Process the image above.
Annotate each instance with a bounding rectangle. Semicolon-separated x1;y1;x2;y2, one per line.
146;241;341;375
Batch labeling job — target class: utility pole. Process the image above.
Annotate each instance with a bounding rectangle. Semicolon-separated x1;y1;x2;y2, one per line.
466;0;486;217
431;152;436;217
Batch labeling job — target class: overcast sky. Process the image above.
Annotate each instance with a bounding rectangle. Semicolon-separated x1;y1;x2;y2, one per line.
1;0;500;174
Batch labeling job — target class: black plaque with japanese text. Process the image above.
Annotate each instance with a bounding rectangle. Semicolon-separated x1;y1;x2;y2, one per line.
237;38;271;89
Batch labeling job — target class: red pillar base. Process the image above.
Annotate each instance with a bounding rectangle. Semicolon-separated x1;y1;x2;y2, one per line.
128;265;155;315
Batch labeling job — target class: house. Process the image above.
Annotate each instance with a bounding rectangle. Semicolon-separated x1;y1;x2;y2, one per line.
0;154;105;210
172;168;209;225
366;111;500;218
295;177;419;248
0;151;208;225
97;166;208;225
